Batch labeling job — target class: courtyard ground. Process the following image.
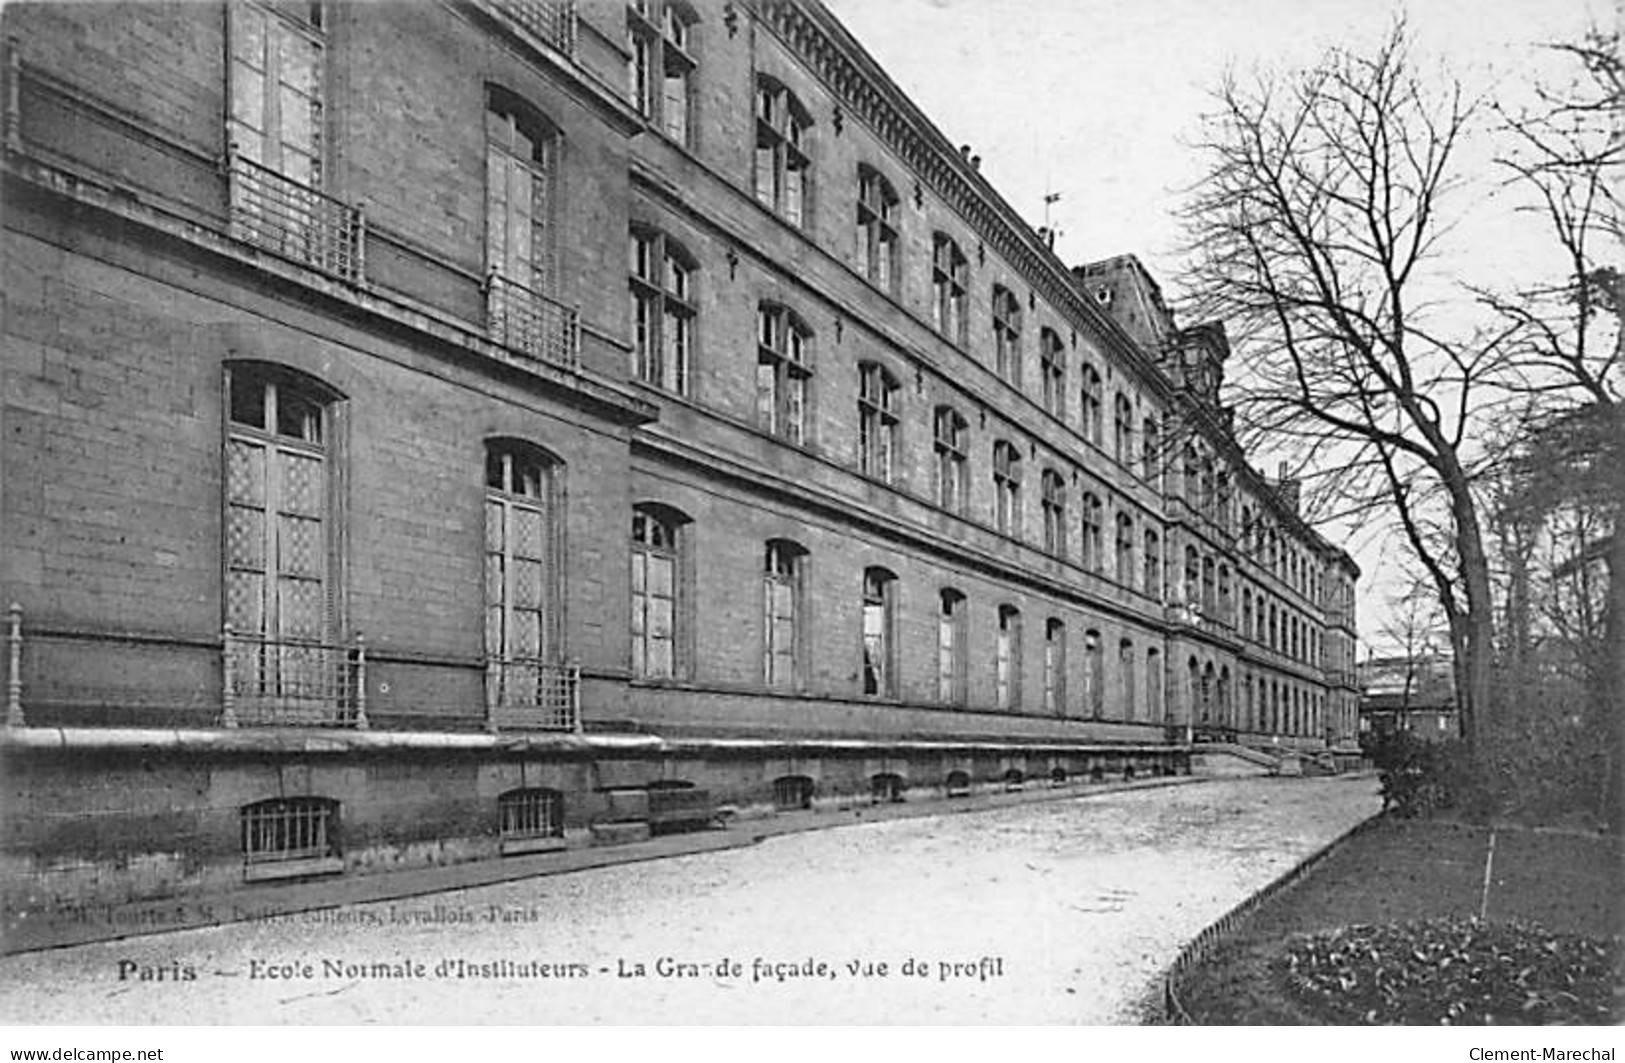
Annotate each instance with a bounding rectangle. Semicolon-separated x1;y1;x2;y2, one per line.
0;774;1378;1024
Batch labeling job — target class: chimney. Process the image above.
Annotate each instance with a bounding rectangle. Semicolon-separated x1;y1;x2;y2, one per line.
1274;463;1301;514
971;155;981;170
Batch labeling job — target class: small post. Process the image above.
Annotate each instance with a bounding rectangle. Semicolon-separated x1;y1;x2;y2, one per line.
219;623;238;728
570;663;582;734
484;658;500;734
6;603;24;727
352;207;366;285
352;633;368;731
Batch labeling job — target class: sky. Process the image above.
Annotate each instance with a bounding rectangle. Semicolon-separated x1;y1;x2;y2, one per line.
821;0;1609;653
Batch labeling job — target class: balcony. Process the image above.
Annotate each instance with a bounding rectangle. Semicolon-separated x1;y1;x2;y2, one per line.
484;0;578;56
485;272;580;369
225;149;365;284
223;629;368;729
484;657;580;732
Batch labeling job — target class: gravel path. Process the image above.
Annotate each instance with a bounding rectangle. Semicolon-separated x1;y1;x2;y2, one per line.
0;774;1379;1024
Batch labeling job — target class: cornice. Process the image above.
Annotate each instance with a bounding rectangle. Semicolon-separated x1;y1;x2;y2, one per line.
750;0;1173;403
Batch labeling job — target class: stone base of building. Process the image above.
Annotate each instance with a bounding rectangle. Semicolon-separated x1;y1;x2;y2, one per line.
1;726;1193;924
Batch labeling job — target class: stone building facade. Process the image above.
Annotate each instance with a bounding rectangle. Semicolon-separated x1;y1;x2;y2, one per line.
0;0;1359;914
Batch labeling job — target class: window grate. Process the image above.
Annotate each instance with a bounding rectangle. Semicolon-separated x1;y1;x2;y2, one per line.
485;659;579;731
498;788;564;840
488;0;578;54
772;774;814;811
226;150;364;283
241;797;338;864
224;632;365;728
486;272;581;369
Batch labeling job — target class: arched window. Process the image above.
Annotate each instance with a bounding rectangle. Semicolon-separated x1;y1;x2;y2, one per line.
995;605;1022;709
933;406;969;513
937;588;967;704
1080;363;1103;444
1184;545;1200;606
1113;393;1133;465
1188;657;1201;723
772;774;815;810
757;303;811;443
1040;328;1066;417
1115;511;1135;587
932;233;968;343
993;440;1022;537
631;504;690;679
1146;647;1163;721
629;227;696;393
1041;468;1066;557
225;364;348;723
993;285;1022;386
755;77;810;225
1119;639;1136;721
627;0;697;144
1043;618;1066;714
861;566;897;697
1202;555;1216;615
1218;563;1232;623
858;362;900;482
1085;629;1104;718
1143;528;1161;600
485;440;563;721
1081;492;1103;570
857;165;900;292
485;89;561;359
763;539;806;687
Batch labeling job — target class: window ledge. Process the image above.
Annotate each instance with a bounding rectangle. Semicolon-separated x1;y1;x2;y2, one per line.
243;855;344;882
500;835;568;857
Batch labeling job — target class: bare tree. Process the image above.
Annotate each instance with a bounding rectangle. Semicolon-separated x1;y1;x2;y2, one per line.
1176;21;1504;752
1483;27;1623;824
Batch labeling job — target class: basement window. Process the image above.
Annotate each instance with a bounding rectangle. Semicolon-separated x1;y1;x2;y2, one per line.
870;772;905;804
240;797;342;881
772;774;815;811
498;787;567;856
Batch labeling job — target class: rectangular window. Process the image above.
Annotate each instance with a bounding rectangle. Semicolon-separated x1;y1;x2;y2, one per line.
757;306;810;444
756;80;810;226
938;590;965;704
631;510;679;679
1043;619;1065;715
228;2;323;187
859;364;899;482
933;407;968;514
862;568;894;697
226;368;341;723
629;230;695;394
995;606;1021;710
764;541;802;686
857;168;899;292
932;234;967;344
485;445;559;722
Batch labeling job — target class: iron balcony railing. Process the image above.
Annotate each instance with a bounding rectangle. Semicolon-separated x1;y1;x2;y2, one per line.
224;148;366;283
486;0;578;55
484;657;580;732
222;627;368;729
485;271;580;368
